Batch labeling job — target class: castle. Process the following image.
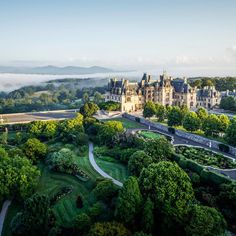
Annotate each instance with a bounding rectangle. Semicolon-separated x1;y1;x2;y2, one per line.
105;72;221;112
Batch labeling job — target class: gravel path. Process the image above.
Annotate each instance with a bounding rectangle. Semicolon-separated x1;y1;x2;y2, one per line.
88;142;123;187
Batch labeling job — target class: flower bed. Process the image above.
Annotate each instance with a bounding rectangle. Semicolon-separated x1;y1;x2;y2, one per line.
175;146;236;169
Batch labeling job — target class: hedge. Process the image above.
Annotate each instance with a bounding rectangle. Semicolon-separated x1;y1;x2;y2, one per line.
171;152;232;185
200;169;231;185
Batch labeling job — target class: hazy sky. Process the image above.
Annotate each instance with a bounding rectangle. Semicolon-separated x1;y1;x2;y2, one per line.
0;0;236;75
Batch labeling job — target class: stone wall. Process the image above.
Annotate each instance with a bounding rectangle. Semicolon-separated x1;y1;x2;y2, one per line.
123;113;236;156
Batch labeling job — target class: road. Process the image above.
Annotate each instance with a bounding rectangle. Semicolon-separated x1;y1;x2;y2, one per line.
88;142;123;187
0;200;11;236
0;109;77;124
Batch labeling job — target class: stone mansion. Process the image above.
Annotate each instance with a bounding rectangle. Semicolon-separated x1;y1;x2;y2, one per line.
105;72;221;112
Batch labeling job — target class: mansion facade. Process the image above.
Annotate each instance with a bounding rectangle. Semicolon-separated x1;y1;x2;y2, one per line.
105;72;221;112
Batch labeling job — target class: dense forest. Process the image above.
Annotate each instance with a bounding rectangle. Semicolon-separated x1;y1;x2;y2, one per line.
189;77;236;91
0;78;107;113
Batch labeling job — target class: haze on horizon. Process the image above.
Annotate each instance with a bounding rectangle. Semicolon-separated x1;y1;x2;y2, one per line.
0;0;236;77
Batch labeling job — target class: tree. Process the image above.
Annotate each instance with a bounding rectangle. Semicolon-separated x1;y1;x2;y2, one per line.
192;80;202;88
80;102;99;118
116;177;142;226
15;132;23;144
23;138;47;161
75;213;91;232
220;96;236;111
92;179;118;202
0;155;40;200
167;106;183;126
225;117;236;146
183;112;201;131
11;194;52;236
202;79;214;87
218;114;230;133
143;101;156;119
128;150;153;176
139;162;194;222
202;114;222;136
82;92;90;104
29;121;58;139
185;205;227;236
155;104;166;122
93;91;103;104
60;113;84;136
142;198;154;234
88;222;131;236
0;131;8;145
43;121;58;139
98;121;124;145
144;137;174;162
196;107;208;122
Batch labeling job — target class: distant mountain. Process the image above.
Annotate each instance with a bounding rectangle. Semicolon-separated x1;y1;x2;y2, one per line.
0;65;115;75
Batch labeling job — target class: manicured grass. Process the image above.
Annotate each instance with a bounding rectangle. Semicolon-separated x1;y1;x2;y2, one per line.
104;117;145;129
176;146;236;169
139;130;164;139
95;156;129;183
2;202;22;236
2;142;100;232
37;162;91;227
36;144;101;227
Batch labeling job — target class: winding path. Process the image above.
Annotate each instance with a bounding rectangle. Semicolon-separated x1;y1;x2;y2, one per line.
88;142;123;187
0;200;11;236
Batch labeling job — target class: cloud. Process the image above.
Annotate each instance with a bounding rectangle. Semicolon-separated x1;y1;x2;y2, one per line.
226;45;236;57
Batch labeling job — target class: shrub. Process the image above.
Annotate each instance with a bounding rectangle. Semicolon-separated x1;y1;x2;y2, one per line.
186;159;204;174
76;195;83;208
200;169;231;185
218;143;230;153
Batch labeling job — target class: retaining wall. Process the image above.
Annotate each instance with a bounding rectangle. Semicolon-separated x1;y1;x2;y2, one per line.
123;113;236;156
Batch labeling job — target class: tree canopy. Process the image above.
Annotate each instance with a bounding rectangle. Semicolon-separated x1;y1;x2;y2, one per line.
116;177;142;225
139;162;194;221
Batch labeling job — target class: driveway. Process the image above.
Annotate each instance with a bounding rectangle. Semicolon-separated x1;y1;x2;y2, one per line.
88;142;123;187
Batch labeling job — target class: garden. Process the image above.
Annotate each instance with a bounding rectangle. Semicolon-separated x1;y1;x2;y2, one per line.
175;145;236;169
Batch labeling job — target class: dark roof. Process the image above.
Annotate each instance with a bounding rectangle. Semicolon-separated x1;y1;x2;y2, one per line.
171;79;189;93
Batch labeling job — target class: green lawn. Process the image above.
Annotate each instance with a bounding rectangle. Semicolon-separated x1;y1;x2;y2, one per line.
104;117;145;129
2;143;101;232
139;130;164;139
95;155;129;183
37;162;91;227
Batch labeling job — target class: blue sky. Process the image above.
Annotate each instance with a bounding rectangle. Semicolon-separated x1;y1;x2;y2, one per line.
0;0;236;75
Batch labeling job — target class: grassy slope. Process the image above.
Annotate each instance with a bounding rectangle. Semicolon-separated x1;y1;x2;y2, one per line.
94;155;129;183
104;117;145;129
2;143;101;233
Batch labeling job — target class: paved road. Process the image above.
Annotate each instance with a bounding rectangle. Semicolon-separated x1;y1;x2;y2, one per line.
88;142;123;187
0;110;77;124
0;200;11;236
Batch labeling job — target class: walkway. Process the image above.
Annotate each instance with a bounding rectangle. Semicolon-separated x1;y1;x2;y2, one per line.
0;200;11;236
88;142;123;187
128;127;236;180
